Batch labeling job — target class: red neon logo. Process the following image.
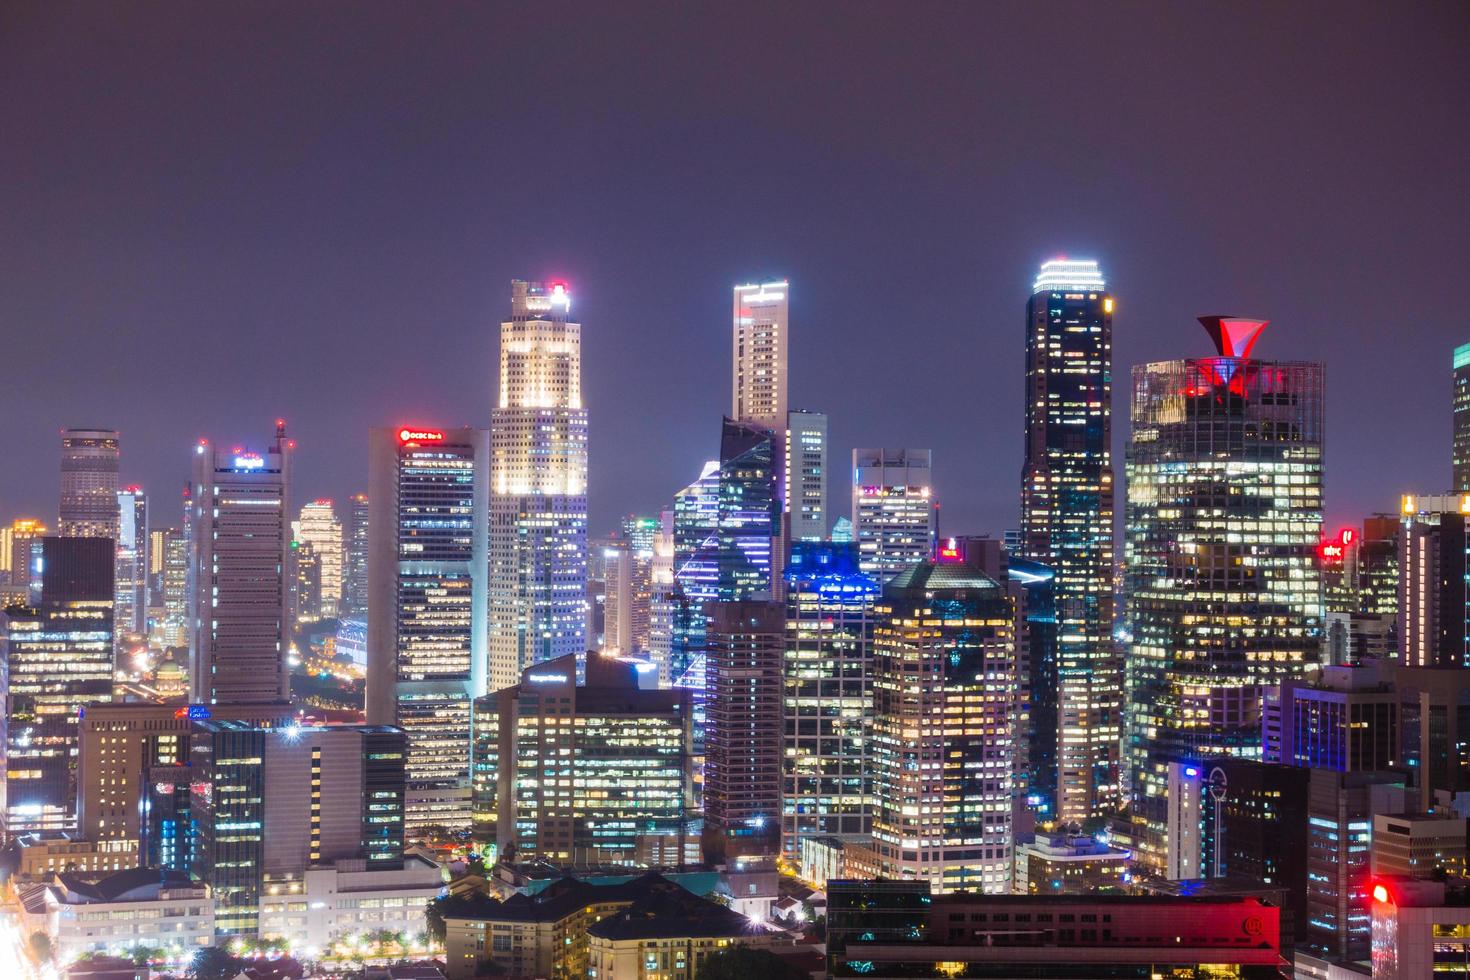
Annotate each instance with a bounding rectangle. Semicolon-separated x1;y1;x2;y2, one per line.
1318;527;1356;564
938;538;960;561
398;428;445;444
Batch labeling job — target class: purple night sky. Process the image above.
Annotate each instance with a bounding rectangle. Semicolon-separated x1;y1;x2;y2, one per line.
2;3;1467;537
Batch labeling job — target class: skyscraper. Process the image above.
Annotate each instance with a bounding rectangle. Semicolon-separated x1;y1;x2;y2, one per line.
295;499;343;619
852;448;936;583
1455;343;1470;492
114;486;148;638
367;425;488;836
2;536;114;835
1125;317;1323;870
782;541;878;858
786;410;828;542
343;492;370;618
7;517;47;589
188;422;293;705
59;428;120;538
1397;494;1470;667
869;539;1016;893
488;280;588;692
1021;257;1119;821
732;281;789;430
714;417;781;600
703;599;785;862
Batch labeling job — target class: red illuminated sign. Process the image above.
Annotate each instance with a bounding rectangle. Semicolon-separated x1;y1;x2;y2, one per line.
938;538;961;561
1318;527;1357;564
398;428;445;444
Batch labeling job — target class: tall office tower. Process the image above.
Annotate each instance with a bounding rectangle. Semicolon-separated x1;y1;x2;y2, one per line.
714;418;781;599
156;526;188;649
473;652;694;865
292;539;322;624
1007;556;1058;822
786;410;828;542
343;493;370;618
188;422;293;705
367;425;488;837
1455;343;1470;492
8;518;47;588
2;536;114;834
488;280;588;693
295;499;343;619
1021;258;1119;821
668;460;721;689
869;539;1016;893
647;510;677;685
604;536;654;658
114;487;148;638
1398;494;1470;667
732;281;789;430
852;448;936;583
59;428;120;537
781;542;878;858
703;600;785;862
1125;317;1323;871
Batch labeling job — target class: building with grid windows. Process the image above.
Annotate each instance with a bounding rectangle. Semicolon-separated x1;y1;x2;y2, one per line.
1125;316;1324;872
488;280;588;693
367;424;488;836
59;428;120;538
1021;258;1120;822
851;448;936;584
869;539;1016;893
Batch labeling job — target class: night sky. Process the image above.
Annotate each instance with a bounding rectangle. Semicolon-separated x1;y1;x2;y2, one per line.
2;3;1467;538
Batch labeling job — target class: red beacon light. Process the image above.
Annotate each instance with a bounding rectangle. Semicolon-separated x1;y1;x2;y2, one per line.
1372;883;1390;903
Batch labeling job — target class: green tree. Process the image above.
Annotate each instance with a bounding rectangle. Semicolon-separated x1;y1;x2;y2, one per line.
695;945;807;980
189;945;244;980
426;897;449;944
27;931;51;963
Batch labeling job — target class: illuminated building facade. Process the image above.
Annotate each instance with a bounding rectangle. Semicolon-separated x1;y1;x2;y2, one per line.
114;487;147;639
852;448;936;584
870;541;1016;893
703;600;785;861
6;518;46;589
188;422;293;704
367;425;488;836
473;652;692;865
1456;343;1470;492
2;536;114;835
667;460;720;689
1397;493;1470;668
781;541;878;858
1125;317;1323;870
1021;258;1119;821
1008;555;1058;820
295;498;343;619
731;281;789;431
787;410;828;541
714;418;780;600
488;280;588;693
343;492;369;618
153;523;188;649
59;428;120;538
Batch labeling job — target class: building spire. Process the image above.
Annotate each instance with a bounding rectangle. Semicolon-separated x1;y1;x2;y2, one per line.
1198;316;1268;358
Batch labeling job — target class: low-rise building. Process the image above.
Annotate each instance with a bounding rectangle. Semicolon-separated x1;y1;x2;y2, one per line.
1013;831;1129;895
18;868;213;965
258;855;443;954
0;832;137;882
1371;811;1469;879
586;887;778;980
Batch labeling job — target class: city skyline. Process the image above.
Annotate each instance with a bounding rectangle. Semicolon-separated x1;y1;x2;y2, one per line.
2;5;1464;540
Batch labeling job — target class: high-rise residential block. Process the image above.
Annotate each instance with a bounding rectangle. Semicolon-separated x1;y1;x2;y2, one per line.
731;281;789;431
343;492;369;618
367;425;488;836
114;486;148;639
472;652;693;865
59;428;120;538
703;600;785;862
295;498;343;619
1125;317;1323;871
786;410;828;542
188;422;293;705
488;280;588;692
781;541;878;858
852;448;935;583
1021;258;1119;821
870;540;1016;893
2;536;114;835
1398;494;1470;667
1456;343;1470;492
